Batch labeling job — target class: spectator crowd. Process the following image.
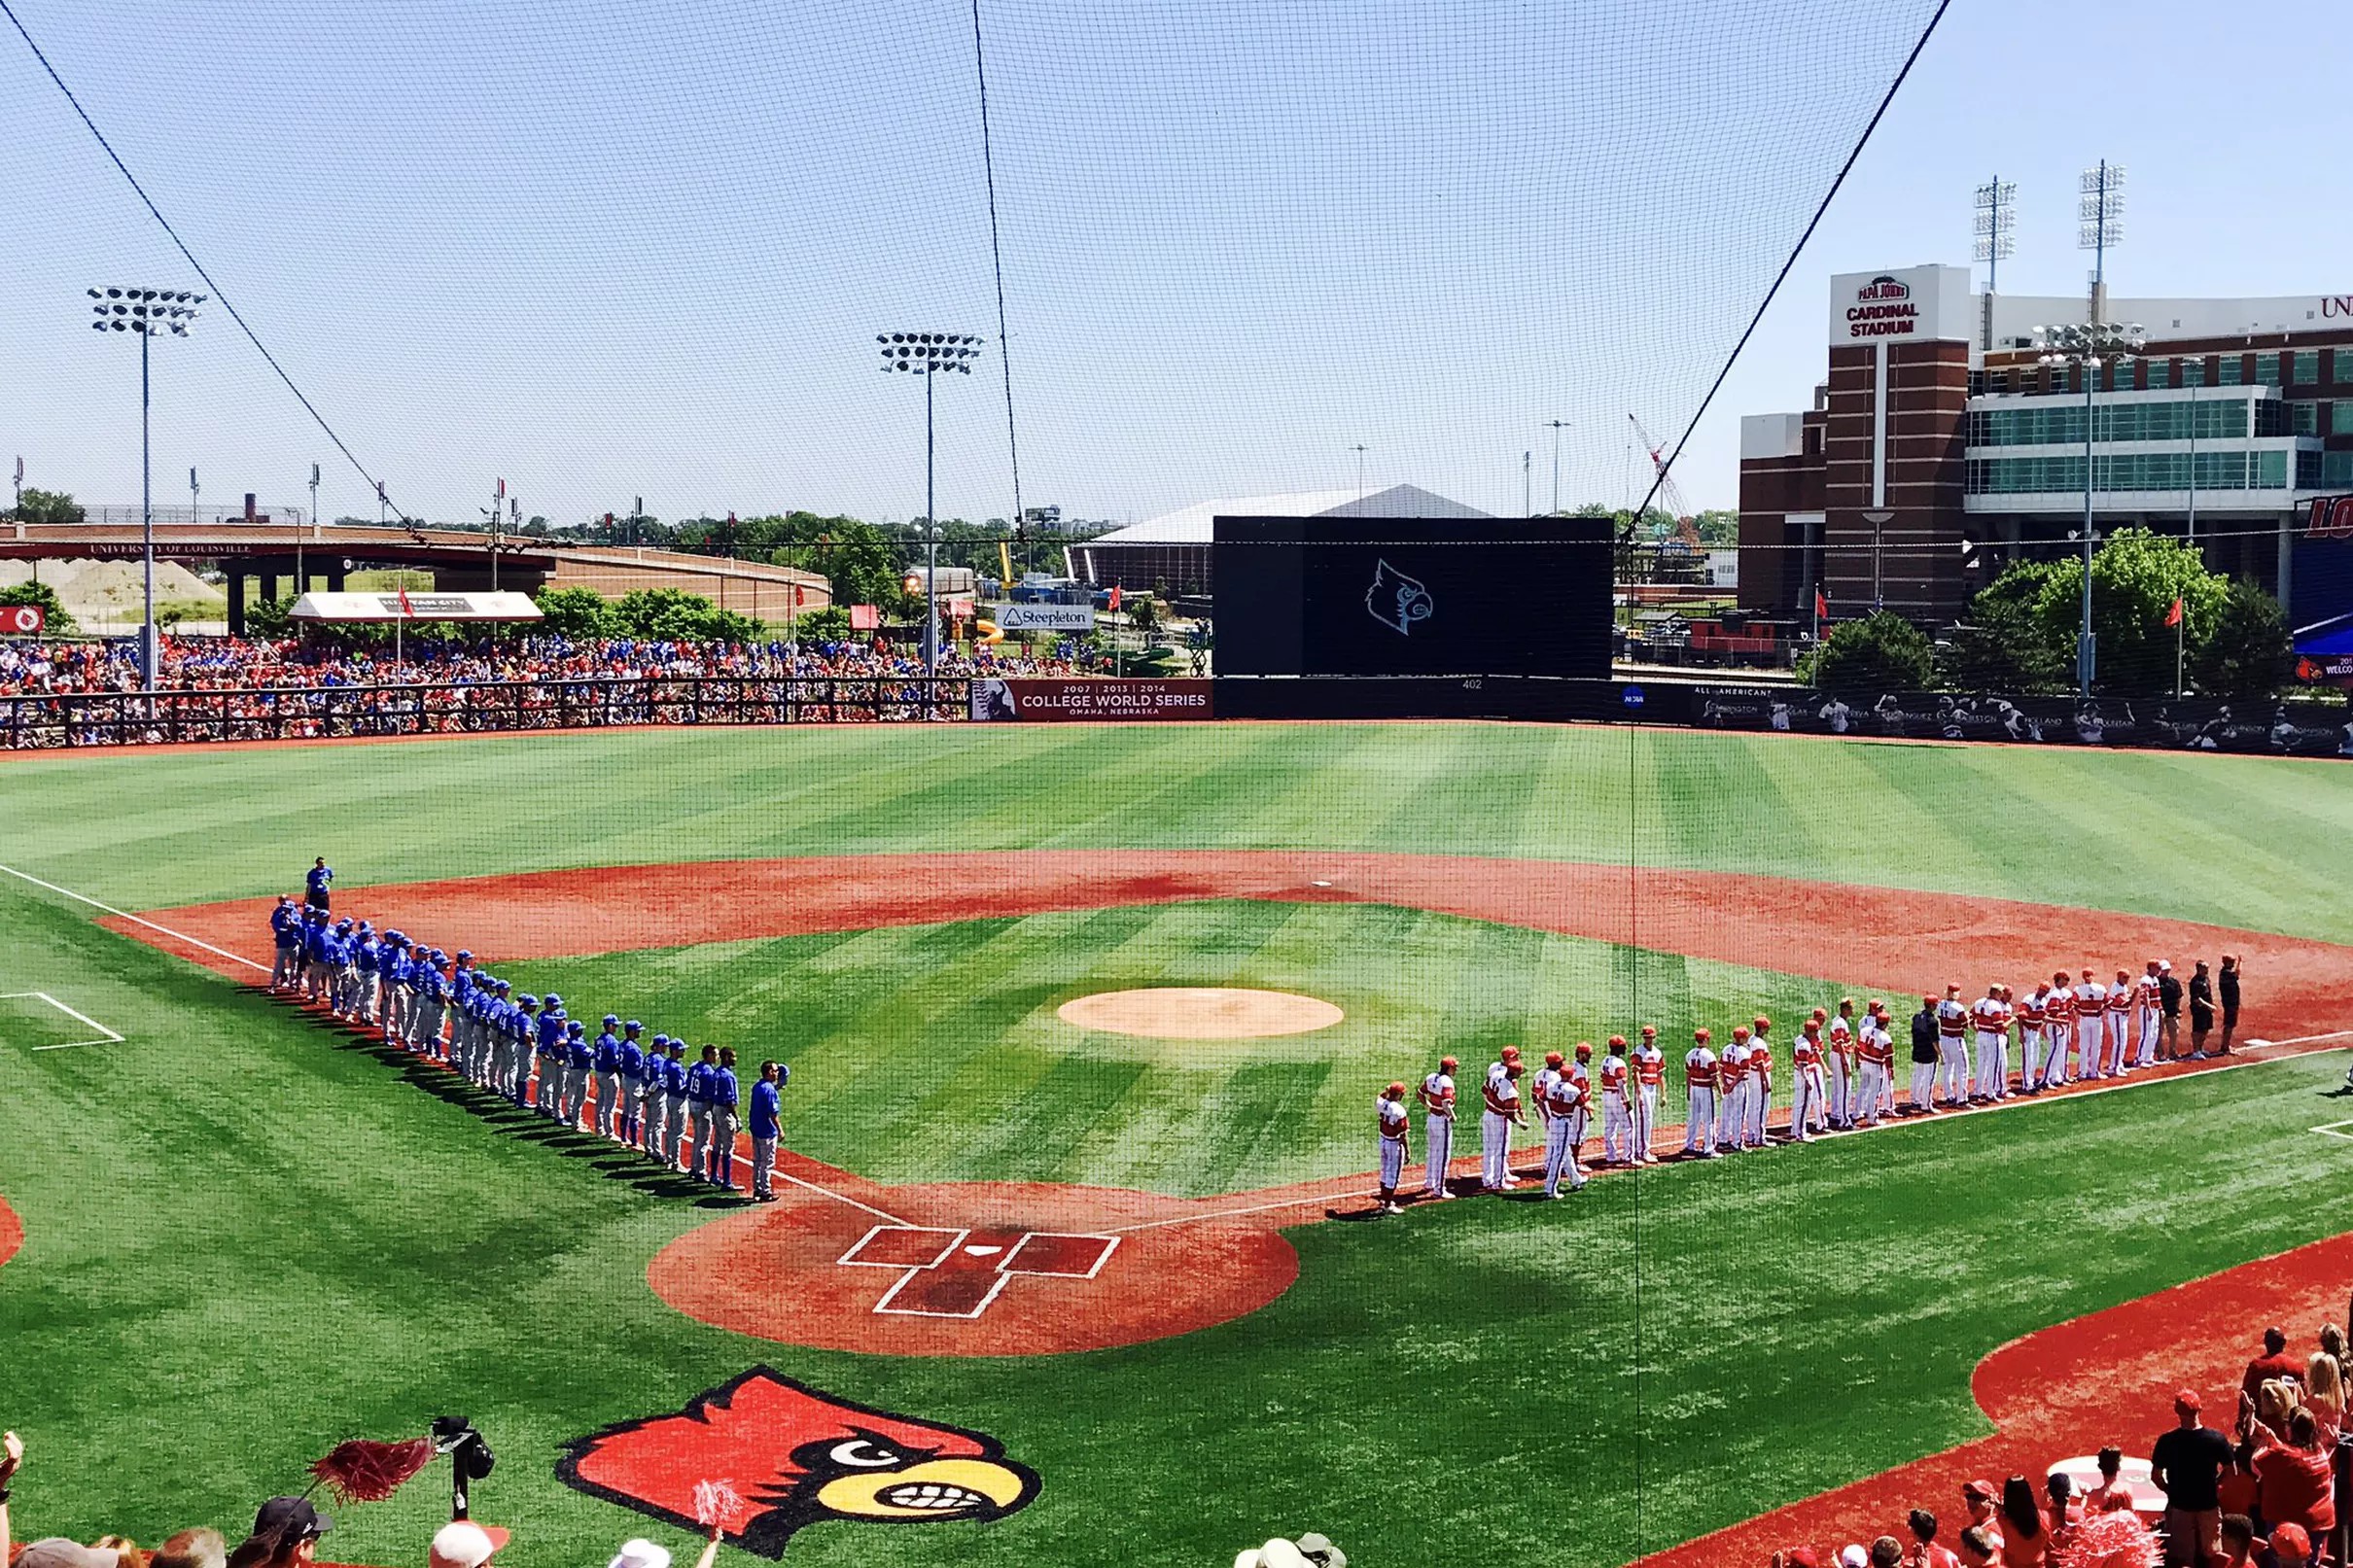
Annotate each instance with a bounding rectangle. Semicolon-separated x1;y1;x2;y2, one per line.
0;633;1097;748
1769;1323;2353;1568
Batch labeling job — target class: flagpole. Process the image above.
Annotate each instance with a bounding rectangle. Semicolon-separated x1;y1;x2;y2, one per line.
2175;610;2184;699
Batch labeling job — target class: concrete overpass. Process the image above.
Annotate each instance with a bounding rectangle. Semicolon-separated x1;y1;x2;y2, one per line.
1;520;831;636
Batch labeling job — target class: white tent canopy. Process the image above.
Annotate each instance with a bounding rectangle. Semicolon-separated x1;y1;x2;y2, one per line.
290;590;544;623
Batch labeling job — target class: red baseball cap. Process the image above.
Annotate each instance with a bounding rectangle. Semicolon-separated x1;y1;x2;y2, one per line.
1544;1050;1564;1065
1608;1035;1627;1048
1499;1045;1521;1060
1783;1551;1821;1568
1639;1025;1657;1037
1694;1028;1710;1041
1962;1479;1995;1502
1439;1056;1457;1069
2175;1389;2202;1414
1573;1041;1593;1057
2271;1522;2311;1555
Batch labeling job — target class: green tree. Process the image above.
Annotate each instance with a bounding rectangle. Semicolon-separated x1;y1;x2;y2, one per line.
2188;578;2295;700
1809;610;1935;692
1937;561;2069;692
608;587;764;643
790;605;853;642
2031;528;2229;697
0;580;77;635
533;586;616;639
9;488;85;524
246;594;296;639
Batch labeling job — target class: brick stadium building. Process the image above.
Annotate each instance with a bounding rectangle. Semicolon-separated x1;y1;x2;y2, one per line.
1738;263;2353;624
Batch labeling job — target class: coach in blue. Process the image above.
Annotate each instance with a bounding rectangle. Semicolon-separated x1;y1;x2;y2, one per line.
352;925;381;1024
380;934;412;1040
535;994;568;1120
748;1060;786;1202
685;1046;718;1180
304;856;334;912
563;1019;594;1128
513;993;543;1107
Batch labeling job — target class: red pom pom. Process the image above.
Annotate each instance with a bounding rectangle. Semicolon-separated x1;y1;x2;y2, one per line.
309;1437;437;1504
692;1480;748;1528
2051;1510;2160;1568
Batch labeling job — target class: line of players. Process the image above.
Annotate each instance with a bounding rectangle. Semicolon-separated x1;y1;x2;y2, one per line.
1371;963;2189;1210
265;897;774;1194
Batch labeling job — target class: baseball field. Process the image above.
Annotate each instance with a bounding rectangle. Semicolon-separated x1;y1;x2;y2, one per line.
4;720;2353;1567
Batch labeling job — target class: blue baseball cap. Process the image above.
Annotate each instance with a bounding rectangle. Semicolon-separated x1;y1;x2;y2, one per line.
544;992;562;1005
624;1020;642;1032
603;1013;619;1027
456;950;472;960
518;993;539;1007
653;1033;671;1047
567;1020;584;1034
431;949;445;961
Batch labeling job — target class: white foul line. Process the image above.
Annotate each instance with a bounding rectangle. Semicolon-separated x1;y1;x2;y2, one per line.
1108;1188;1356;1234
0;990;127;1052
0;862;269;974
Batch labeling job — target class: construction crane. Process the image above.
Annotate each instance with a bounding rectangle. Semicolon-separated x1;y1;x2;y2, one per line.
1627;413;1701;548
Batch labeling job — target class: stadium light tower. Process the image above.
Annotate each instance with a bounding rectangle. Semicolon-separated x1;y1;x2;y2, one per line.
1972;177;2016;294
87;285;202;689
2036;319;2146;696
877;331;982;692
2079;161;2125;318
1543;419;1570;515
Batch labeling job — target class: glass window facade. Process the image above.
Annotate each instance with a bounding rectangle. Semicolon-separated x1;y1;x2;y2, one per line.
2326;450;2353;488
2181;359;2206;387
2291;401;2320;436
1969;397;2249;447
2299;449;2324;489
2292;350;2320;385
1964;450;2288;495
2335;401;2353;436
2218;357;2244;385
2255;353;2281;386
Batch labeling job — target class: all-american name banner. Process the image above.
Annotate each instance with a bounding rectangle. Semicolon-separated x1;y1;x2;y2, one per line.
969;678;1213;722
1693;685;2353;759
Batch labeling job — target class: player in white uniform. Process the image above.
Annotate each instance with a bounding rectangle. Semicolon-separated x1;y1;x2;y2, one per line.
1682;1029;1718;1157
1479;1048;1526;1192
2134;961;2162;1068
1825;1002;1857;1130
1628;1031;1663;1163
1714;1028;1750;1151
1528;1048;1565;1164
1540;1065;1588;1197
1854;1003;1893;1127
1967;985;2005;1106
1375;1083;1410;1214
2103;968;2134;1077
1936;986;1973;1109
1744;1016;1774;1147
1418;1056;1458;1200
1598;1038;1633;1164
1789;1020;1827;1141
2073;969;2107;1084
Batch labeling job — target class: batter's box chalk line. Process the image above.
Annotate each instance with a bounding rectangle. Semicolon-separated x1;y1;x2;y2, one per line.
837;1223;1121;1319
0;991;127;1052
2310;1120;2353;1143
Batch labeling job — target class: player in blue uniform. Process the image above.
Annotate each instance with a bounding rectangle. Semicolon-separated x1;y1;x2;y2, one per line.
514;994;544;1108
684;1046;717;1179
644;1035;675;1161
662;1039;691;1167
563;1020;594;1127
446;953;477;1076
748;1060;787;1201
351;924;381;1023
592;1016;624;1139
379;934;412;1039
707;1047;742;1190
300;908;334;1004
412;951;449;1058
269;902;300;987
304;856;334;912
616;1022;648;1147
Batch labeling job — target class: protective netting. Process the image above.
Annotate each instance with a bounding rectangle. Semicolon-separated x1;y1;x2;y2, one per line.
4;0;1943;531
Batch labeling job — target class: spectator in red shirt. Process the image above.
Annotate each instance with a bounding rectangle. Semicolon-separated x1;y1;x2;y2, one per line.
2080;1446;2131;1516
1904;1510;1961;1568
2215;1440;2261;1523
2217;1515;2259;1568
1961;1480;2002;1541
1954;1526;1997;1567
1995;1477;2047;1567
2244;1328;2306;1402
2249;1409;2335;1542
2268;1520;2313;1568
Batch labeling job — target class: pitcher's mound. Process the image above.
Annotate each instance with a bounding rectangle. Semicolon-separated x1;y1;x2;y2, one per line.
1058;987;1344;1039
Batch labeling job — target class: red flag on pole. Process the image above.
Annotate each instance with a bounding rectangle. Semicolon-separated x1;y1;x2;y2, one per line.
1107;585;1123;611
397;587;414;617
2164;596;2183;628
1814;586;1830;621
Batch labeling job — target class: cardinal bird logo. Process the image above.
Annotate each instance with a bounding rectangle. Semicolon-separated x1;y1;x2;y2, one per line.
556;1368;1038;1557
1364;558;1433;636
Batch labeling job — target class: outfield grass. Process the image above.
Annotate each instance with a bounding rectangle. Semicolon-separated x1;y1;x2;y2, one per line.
4;725;2353;1568
507;902;1867;1196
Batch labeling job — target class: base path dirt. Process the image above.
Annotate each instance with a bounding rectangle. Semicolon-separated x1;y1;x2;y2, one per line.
115;850;2353;1043
1627;1228;2353;1567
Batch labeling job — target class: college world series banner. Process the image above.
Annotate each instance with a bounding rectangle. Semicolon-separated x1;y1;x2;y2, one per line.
969;679;1213;721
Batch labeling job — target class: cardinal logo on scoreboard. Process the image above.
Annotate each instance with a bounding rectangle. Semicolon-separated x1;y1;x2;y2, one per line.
1364;558;1434;636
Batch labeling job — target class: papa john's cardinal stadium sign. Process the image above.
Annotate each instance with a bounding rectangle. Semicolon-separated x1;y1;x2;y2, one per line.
1828;264;1973;344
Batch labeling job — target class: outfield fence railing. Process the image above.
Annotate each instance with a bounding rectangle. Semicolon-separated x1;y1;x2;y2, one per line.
0;676;975;749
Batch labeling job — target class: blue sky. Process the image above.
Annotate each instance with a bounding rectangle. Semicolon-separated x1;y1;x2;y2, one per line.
1;0;2343;531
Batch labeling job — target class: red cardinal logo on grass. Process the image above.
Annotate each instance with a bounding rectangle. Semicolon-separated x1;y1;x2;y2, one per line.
556;1368;1037;1557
